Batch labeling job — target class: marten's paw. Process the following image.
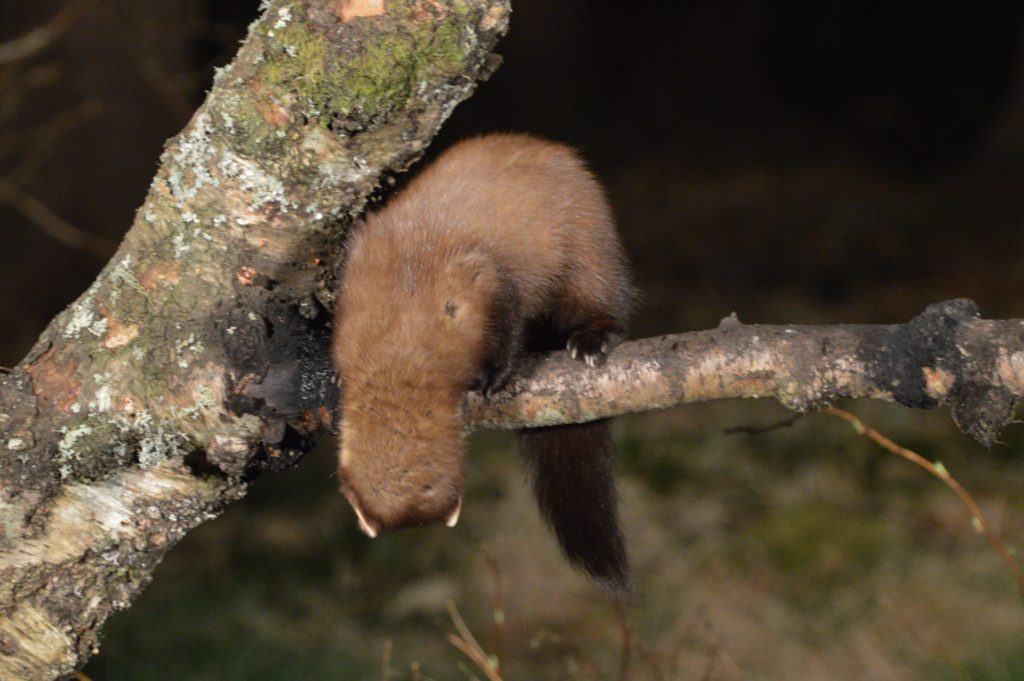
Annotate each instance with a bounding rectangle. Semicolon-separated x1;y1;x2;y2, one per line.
567;318;626;367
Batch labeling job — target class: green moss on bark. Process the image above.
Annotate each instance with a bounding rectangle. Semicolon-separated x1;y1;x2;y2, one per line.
261;4;472;125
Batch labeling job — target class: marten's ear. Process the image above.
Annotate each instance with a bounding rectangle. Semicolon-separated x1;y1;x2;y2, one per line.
442;250;498;303
449;249;490;283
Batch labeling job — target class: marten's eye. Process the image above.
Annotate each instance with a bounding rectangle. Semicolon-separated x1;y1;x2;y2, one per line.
443;301;459;318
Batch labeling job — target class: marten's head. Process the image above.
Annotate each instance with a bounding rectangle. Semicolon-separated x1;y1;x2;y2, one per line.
333;224;498;536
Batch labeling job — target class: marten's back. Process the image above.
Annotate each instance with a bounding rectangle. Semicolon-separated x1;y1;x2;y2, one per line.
373;133;624;317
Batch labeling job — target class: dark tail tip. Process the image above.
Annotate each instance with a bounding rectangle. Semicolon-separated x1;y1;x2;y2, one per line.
518;420;632;596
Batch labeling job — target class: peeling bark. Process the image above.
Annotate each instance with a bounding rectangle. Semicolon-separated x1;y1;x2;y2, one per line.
0;0;509;677
468;299;1022;445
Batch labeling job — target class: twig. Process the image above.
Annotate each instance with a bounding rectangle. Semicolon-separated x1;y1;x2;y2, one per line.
447;635;503;681
446;601;503;681
0;0;95;65
0;64;62;125
823;406;1024;596
480;553;504;670
2;98;104;182
0;175;115;258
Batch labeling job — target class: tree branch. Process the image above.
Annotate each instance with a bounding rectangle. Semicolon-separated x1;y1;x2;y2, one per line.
0;0;509;677
467;300;1021;446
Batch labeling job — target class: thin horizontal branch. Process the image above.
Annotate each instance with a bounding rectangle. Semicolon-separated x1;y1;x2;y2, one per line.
467;299;1022;446
0;0;94;65
0;175;115;258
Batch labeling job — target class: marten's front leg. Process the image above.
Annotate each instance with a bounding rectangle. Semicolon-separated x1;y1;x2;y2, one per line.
471;279;524;397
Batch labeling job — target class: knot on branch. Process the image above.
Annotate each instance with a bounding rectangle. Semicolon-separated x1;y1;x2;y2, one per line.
866;299;1017;446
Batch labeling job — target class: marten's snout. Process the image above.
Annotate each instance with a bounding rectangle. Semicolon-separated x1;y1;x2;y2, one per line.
339;466;464;537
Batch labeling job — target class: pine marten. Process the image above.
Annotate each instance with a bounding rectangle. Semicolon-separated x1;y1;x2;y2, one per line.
333;133;638;593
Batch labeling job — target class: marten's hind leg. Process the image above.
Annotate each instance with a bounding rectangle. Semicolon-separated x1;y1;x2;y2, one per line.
567;317;627;367
517;244;637;595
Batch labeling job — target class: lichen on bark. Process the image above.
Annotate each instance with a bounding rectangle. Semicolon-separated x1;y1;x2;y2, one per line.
0;1;510;678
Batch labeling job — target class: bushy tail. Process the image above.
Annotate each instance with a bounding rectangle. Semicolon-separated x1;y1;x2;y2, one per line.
517;420;631;595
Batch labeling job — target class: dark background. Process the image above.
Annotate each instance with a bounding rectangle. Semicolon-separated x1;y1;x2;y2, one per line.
2;1;1023;679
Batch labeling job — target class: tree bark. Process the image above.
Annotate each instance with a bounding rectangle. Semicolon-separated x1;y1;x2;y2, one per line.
0;0;509;677
467;299;1022;446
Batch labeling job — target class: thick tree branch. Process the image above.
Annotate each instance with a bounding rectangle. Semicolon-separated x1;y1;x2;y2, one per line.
0;1;509;678
468;300;1021;446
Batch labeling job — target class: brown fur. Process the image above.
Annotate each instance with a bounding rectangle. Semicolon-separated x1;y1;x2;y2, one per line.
333;134;636;588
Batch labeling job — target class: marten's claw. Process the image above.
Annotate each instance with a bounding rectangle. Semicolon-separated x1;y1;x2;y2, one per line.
445;498;462;527
353;505;379;538
473;362;515;397
567;331;608;366
567;318;626;368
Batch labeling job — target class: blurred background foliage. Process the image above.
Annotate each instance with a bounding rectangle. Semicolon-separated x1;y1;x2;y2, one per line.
1;1;1023;679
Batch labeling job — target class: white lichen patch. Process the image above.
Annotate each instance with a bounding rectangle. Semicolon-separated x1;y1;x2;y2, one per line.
137;425;187;469
173;384;219;423
173;333;206;370
59;424;93;451
167;111;221;207
63;299;96;339
108;254;149;300
88;316;108;338
172;231;191;258
58;424;95;478
217;149;295;212
274;6;291;28
305;201;324;221
118;410;189;469
6;438;27;451
94;385;113;413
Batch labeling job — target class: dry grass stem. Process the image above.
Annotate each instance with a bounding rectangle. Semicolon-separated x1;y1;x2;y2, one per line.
446;601;503;681
480;553;505;670
823;406;1024;596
